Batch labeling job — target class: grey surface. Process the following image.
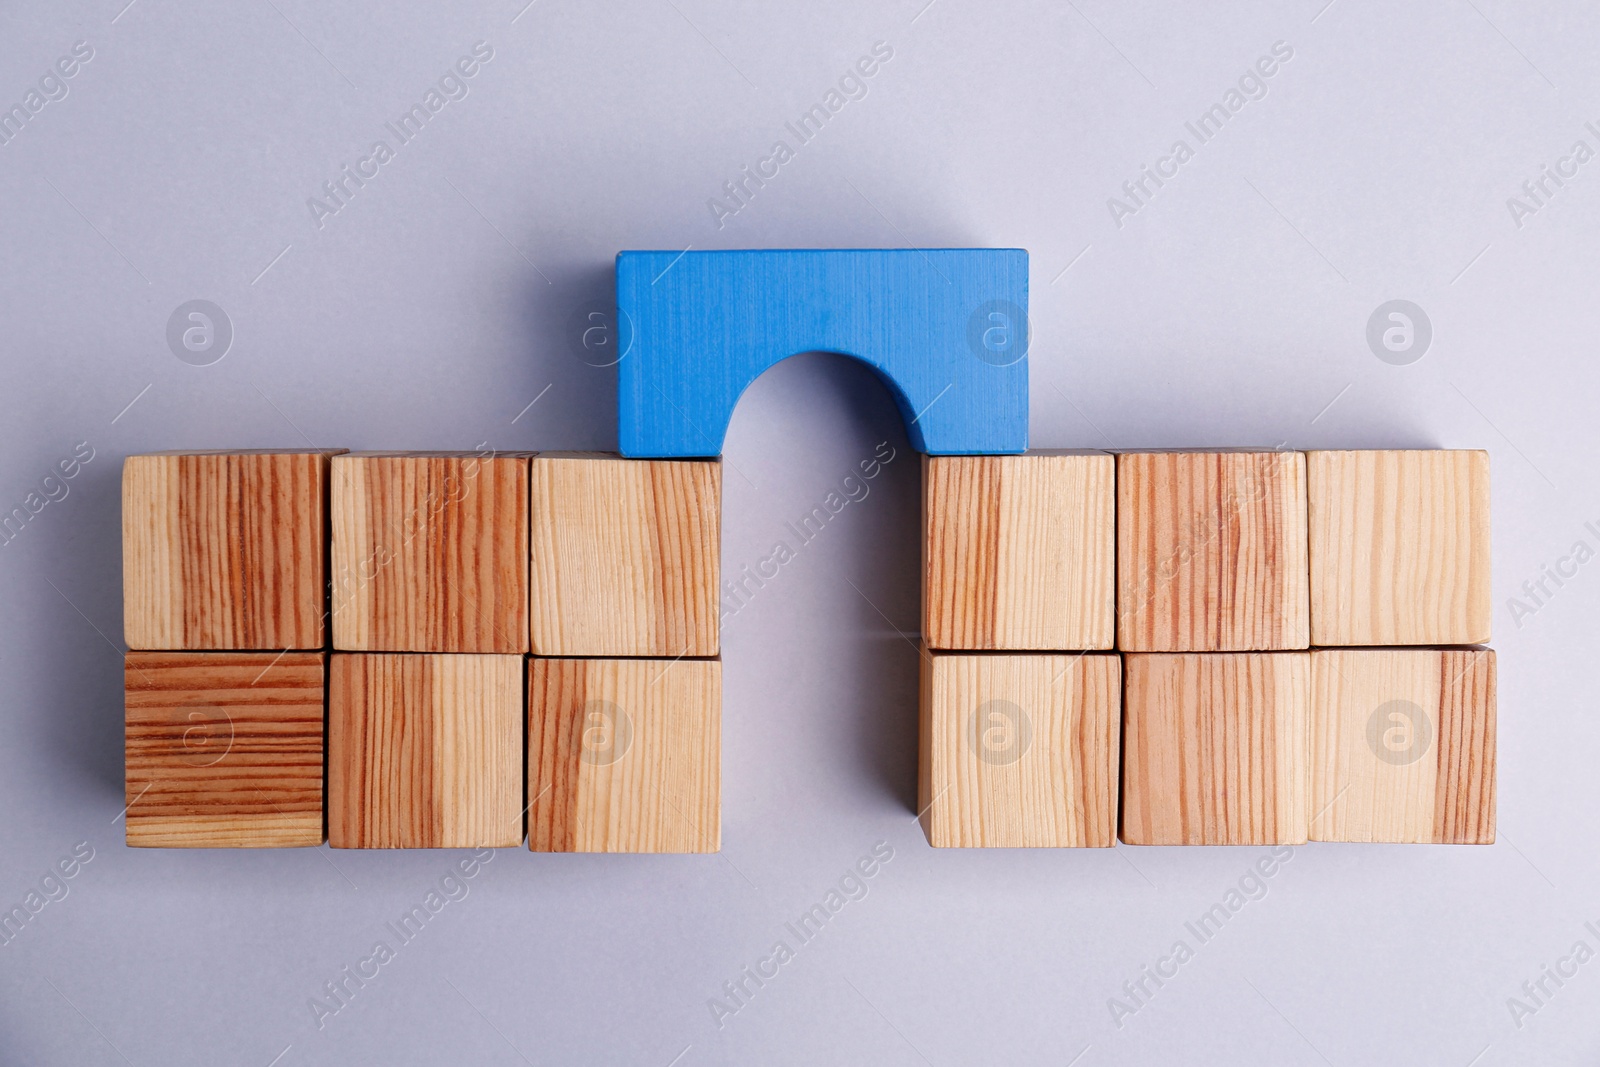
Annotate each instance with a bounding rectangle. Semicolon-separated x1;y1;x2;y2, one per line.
0;0;1592;1063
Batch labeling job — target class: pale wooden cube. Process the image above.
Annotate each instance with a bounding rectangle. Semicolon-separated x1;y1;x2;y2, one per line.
123;450;338;650
528;656;720;853
1309;648;1495;844
1307;449;1490;646
328;653;523;848
125;651;325;847
1121;652;1309;845
331;452;530;653
922;451;1114;651
528;454;720;657
1117;450;1309;652
918;650;1120;848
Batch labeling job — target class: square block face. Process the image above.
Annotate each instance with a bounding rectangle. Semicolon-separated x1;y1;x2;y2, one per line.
1307;450;1491;646
1117;451;1310;652
124;652;325;847
1310;649;1495;844
528;657;720;853
123;451;335;650
1121;653;1309;845
529;455;719;657
918;651;1120;848
923;451;1114;651
331;453;529;653
329;654;523;848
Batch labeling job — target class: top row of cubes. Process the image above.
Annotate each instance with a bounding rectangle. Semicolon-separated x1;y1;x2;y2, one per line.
923;448;1490;651
122;450;721;656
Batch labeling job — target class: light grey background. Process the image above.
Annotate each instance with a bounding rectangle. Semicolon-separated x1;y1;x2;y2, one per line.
0;0;1592;1063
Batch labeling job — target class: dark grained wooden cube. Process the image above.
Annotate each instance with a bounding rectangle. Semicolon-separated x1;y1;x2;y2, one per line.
124;651;326;847
331;452;530;653
123;450;338;650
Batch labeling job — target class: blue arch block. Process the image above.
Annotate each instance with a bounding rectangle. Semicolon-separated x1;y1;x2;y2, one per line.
615;249;1029;457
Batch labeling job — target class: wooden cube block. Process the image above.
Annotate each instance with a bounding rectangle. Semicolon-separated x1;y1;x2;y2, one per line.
124;651;325;847
1117;450;1309;652
123;450;337;650
528;454;719;657
918;650;1119;848
1121;652;1309;845
1307;450;1491;646
922;451;1114;651
1309;648;1495;843
329;653;522;848
528;656;720;853
331;452;530;653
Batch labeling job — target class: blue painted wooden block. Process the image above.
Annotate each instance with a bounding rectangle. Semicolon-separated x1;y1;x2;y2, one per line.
615;248;1029;457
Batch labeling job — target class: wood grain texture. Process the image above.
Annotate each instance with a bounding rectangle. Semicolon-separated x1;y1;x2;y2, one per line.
528;656;720;853
1121;652;1309;845
1117;450;1310;652
331;453;530;653
329;653;522;848
1309;648;1495;843
1307;450;1491;646
529;454;719;657
124;651;325;847
922;451;1114;651
123;451;336;650
918;650;1119;848
616;249;1029;457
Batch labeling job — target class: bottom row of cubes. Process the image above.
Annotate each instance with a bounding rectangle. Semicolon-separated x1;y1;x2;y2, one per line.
124;652;720;852
919;647;1496;848
125;647;1493;851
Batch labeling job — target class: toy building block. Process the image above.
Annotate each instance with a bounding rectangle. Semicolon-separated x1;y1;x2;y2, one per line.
529;454;719;657
124;651;326;847
1121;652;1310;846
330;452;530;654
616;249;1030;457
328;653;522;848
1307;450;1491;646
923;451;1114;651
1117;450;1310;652
123;450;339;650
1309;648;1495;844
918;650;1119;848
528;656;720;853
